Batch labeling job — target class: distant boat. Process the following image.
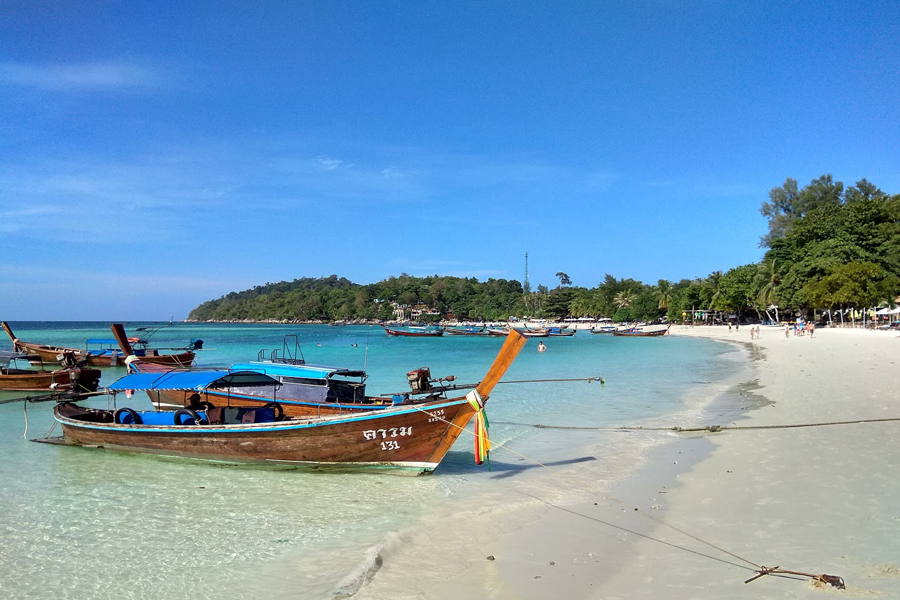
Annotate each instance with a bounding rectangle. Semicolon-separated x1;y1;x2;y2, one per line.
511;327;549;338
612;324;670;337
590;325;617;334
383;325;444;337
545;326;576;337
3;321;197;368
39;331;528;475
0;350;101;392
445;326;488;336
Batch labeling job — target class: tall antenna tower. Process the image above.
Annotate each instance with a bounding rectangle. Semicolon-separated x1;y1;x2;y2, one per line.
524;251;531;293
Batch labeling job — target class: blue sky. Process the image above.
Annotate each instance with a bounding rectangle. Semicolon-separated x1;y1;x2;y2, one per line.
2;1;898;320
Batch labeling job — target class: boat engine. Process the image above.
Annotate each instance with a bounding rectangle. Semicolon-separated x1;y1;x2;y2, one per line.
407;367;432;393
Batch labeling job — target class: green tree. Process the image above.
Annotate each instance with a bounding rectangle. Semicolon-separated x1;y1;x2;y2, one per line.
756;258;781;322
804;261;898;311
656;279;672;311
702;271;725;310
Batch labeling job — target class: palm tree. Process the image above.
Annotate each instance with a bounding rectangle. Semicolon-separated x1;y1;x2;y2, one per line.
705;271;724;310
614;290;635;309
568;294;592;317
757;258;780;322
656;279;673;311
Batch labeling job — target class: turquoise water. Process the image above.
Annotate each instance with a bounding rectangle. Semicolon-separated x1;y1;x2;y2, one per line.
0;322;747;599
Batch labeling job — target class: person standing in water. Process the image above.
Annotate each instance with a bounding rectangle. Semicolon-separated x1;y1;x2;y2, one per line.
538;341;546;352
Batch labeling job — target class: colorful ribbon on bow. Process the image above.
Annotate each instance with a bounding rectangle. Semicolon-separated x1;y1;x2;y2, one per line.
466;390;490;467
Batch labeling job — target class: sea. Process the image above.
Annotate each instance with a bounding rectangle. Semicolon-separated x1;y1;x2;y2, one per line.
0;322;752;599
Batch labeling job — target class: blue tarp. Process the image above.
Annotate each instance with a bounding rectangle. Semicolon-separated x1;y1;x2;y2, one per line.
108;370;279;392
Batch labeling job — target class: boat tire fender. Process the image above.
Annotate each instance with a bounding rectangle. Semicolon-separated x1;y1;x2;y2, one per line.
174;408;204;426
114;407;142;425
262;402;284;419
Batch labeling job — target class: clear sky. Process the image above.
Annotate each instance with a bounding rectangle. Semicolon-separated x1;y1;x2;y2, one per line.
2;1;898;320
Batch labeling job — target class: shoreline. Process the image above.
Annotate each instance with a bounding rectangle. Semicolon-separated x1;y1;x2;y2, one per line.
352;328;759;599
357;325;900;599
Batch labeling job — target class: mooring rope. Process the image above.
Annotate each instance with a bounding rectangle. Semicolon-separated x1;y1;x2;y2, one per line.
496;416;900;433
410;402;846;589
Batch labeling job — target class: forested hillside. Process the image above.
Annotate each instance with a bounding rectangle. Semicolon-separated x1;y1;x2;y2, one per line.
189;175;900;324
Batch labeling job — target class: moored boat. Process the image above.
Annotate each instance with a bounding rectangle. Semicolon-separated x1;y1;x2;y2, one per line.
445;326;488;336
590;325;617;334
511;327;549;338
545;326;576;337
116;327;376;416
0;350;101;392
2;321;197;367
611;324;670;337
41;330;528;475
383;325;444;337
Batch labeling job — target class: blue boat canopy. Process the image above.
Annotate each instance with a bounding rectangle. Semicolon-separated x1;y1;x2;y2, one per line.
229;362;366;380
108;370;280;392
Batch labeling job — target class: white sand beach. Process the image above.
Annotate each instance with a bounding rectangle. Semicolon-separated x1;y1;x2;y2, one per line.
358;325;900;599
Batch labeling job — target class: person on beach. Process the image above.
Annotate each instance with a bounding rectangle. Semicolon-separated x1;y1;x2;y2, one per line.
728;323;732;333
750;328;755;340
785;324;790;338
537;341;546;352
755;325;761;338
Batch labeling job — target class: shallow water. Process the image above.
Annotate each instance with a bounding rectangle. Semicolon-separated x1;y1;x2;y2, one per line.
0;322;747;599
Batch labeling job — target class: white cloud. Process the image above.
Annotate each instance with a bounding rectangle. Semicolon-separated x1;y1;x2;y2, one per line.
315;156;348;171
381;167;404;178
0;60;165;91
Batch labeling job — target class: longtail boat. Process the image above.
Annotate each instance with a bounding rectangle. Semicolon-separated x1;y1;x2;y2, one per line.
590;325;617;334
445;326;488;336
383;325;444;337
612;324;670;337
2;321;196;367
0;350;101;392
114;326;374;416
39;330;527;475
511;327;549;338
545;326;576;337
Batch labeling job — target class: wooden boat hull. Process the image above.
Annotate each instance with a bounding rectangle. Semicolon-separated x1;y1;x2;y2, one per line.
11;342;194;367
2;322;194;367
53;398;477;474
0;367;101;392
512;329;549;338
383;327;444;337
612;326;669;337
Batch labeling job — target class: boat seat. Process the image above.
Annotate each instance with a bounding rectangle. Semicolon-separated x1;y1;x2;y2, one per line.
239;407;277;424
206;407;242;424
206;407;225;424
